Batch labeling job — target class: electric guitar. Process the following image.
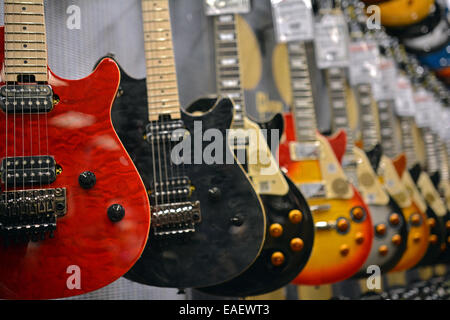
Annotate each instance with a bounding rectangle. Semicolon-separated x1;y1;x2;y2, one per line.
108;0;267;289
277;40;373;285
0;0;151;299
197;13;314;297
324;66;408;275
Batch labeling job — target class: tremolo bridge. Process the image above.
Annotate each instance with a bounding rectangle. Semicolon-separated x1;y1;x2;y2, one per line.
0;85;54;113
152;201;201;236
0;188;66;244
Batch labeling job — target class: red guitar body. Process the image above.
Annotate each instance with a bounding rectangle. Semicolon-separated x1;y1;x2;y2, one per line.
0;28;150;299
278;113;373;285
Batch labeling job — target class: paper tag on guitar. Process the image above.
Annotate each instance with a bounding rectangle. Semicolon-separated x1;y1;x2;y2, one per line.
271;0;314;43
314;13;349;69
413;89;433;128
394;75;416;117
204;0;251;15
348;40;381;87
374;57;397;101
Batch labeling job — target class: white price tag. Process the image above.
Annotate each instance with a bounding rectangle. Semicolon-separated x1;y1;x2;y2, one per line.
348;41;381;86
394;75;416;117
373;57;397;101
314;13;349;69
413;89;434;128
271;0;314;43
204;0;251;16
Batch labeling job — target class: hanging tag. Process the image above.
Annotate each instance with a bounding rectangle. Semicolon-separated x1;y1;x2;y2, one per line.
373;57;397;101
204;0;251;16
271;0;314;43
394;75;416;117
413;89;433;128
348;40;381;87
314;12;350;69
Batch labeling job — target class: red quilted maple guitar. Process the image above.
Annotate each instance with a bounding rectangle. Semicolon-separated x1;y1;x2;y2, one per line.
0;0;150;299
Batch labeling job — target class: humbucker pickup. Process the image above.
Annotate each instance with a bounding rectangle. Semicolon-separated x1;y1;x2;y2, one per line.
145;119;186;143
0;85;53;113
1;156;56;187
151;201;201;236
0;188;66;244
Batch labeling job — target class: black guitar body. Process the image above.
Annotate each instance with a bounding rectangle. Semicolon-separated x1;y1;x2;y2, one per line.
193;113;314;297
409;164;448;267
108;61;266;288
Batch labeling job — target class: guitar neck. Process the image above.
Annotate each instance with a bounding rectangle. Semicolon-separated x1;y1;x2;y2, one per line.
288;42;317;143
142;0;180;121
399;117;418;168
214;14;245;128
4;0;48;83
355;83;380;152
326;67;355;158
422;127;440;175
377;99;400;159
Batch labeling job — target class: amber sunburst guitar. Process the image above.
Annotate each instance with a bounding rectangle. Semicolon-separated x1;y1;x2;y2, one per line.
276;41;373;285
0;0;151;299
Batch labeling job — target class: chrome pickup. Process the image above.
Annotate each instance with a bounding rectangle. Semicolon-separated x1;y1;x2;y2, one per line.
289;141;320;161
151;201;201;236
145;119;186;143
0;85;53;113
1;156;56;187
0;188;66;244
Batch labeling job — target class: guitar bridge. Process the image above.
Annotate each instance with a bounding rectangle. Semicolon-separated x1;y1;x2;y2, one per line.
151;201;201;236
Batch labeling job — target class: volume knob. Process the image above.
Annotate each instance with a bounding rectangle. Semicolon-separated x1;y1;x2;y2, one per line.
107;204;125;222
79;171;96;189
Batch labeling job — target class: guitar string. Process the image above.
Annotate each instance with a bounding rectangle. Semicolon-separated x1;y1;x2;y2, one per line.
4;4;9;223
42;0;50;207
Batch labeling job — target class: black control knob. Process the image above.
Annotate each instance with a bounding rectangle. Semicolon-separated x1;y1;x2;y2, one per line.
107;204;125;222
208;187;222;201
79;171;96;189
231;215;244;226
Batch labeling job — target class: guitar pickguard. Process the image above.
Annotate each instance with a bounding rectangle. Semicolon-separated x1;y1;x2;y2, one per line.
378;155;412;208
229;117;289;196
417;172;447;217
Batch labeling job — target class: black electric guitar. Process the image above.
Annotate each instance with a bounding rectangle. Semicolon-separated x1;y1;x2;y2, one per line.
195;13;314;297
102;0;266;289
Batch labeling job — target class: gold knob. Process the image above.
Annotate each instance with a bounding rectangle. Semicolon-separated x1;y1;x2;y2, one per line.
441;243;447;252
337;219;349;233
427;218;436;228
447;236;450;244
352;207;365;220
446;221;450;230
411;214;421;226
290;238;304;252
269;223;283;238
389;213;401;226
429;234;438;245
340;244;350;257
392;234;402;246
271;251;285;266
413;232;422;243
375;224;387;236
379;245;388;256
355;232;364;245
289;209;303;224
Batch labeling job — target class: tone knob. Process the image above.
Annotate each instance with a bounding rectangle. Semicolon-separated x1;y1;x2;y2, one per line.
337;218;349;233
375;224;387;236
427;218;436;228
107;204;125;222
413;232;422;243
351;207;365;221
389;213;401;226
378;245;388;256
355;232;364;245
79;171;96;189
271;252;285;266
441;243;447;252
288;209;303;224
208;187;222;201
446;221;450;230
340;244;350;257
269;223;283;238
230;215;244;227
392;234;402;246
411;214;421;226
429;234;438;245
290;238;304;252
448;236;450;244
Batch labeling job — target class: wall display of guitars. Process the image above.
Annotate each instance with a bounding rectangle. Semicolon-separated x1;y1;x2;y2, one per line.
0;0;449;300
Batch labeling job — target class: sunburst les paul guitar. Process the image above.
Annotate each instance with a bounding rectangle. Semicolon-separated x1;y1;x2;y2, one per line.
0;0;151;299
